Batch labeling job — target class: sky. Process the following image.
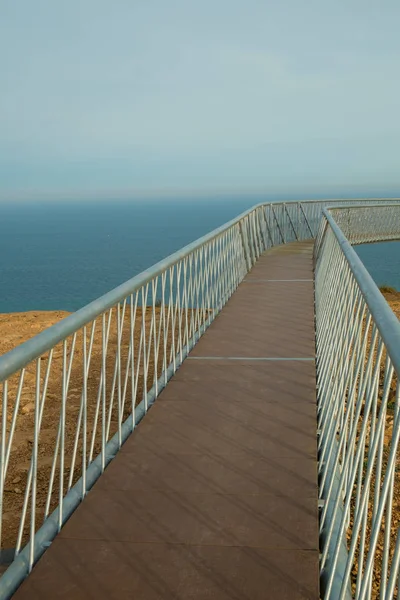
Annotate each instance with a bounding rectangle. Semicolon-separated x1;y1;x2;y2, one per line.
1;1;400;199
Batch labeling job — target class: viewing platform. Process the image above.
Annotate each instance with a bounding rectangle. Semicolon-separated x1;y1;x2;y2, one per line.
3;201;399;599
13;241;319;600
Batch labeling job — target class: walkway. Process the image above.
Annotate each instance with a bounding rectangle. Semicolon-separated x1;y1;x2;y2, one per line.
14;241;319;599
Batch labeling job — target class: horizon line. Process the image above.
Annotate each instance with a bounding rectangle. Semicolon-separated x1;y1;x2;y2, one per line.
2;186;400;203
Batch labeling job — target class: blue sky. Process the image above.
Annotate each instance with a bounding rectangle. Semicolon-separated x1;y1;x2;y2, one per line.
1;1;400;199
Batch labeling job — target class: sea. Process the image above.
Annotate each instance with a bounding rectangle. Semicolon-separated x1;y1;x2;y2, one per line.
0;197;399;313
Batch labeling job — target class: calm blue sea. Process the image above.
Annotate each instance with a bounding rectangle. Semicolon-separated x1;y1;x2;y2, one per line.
0;198;399;313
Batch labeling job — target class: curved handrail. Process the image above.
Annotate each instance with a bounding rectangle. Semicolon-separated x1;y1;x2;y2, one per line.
1;198;400;600
1;199;398;382
0;203;259;382
324;206;400;374
315;203;400;599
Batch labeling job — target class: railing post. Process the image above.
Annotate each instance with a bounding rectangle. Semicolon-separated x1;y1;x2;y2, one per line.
252;210;263;258
248;215;258;265
262;205;274;248
284;203;298;241
300;202;314;237
239;220;252;272
314;218;329;263
252;210;262;256
271;204;285;244
257;206;268;252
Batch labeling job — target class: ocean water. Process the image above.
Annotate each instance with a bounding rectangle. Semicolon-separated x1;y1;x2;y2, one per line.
0;198;257;313
355;242;400;291
0;198;399;313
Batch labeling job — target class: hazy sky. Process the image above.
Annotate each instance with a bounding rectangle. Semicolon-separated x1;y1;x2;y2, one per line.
1;1;400;198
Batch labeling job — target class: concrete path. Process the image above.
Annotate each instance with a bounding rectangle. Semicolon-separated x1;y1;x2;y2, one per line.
14;241;319;599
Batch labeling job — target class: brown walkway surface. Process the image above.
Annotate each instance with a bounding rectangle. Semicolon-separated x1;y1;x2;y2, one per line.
14;241;319;600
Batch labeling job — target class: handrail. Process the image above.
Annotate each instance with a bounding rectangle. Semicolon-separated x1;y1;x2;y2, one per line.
315;203;400;599
1;198;400;599
0;203;261;382
324;206;400;374
1;198;398;382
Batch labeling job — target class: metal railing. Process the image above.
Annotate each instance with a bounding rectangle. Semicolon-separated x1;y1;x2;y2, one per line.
315;204;400;599
0;198;399;599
